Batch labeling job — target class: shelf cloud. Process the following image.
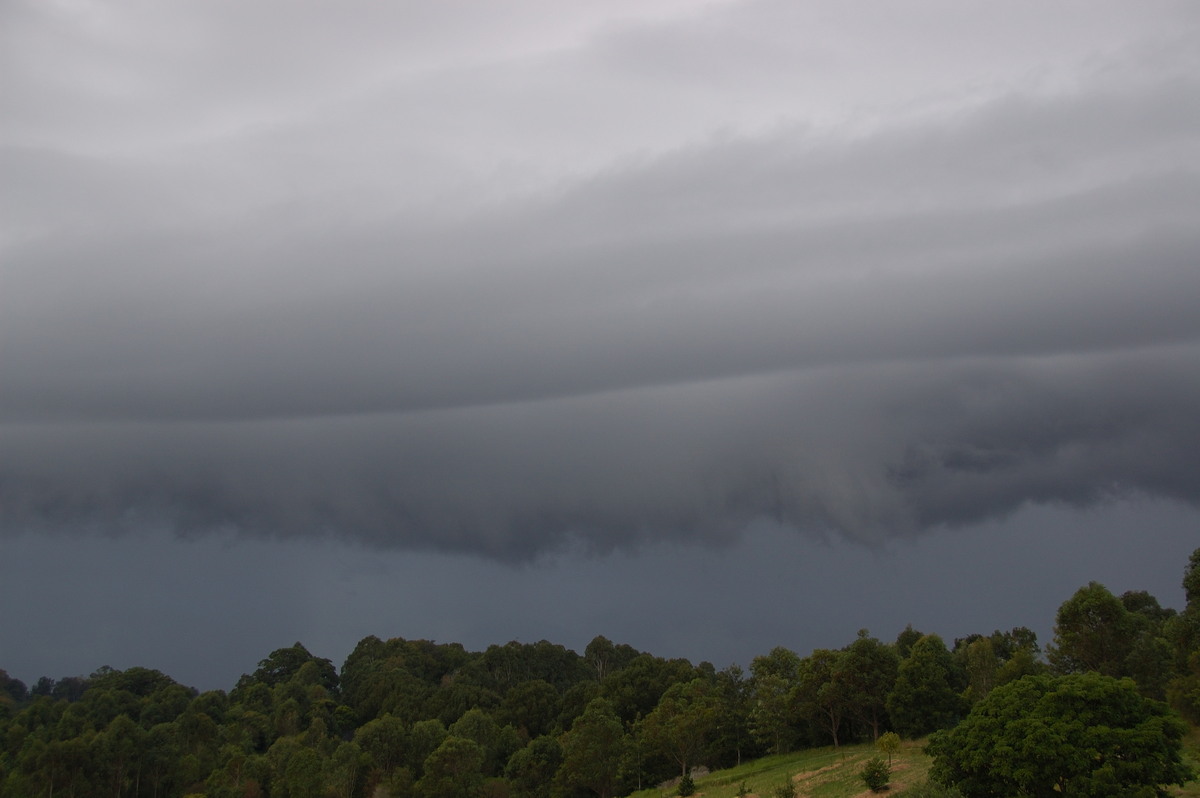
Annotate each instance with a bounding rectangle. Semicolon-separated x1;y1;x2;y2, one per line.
3;0;1198;562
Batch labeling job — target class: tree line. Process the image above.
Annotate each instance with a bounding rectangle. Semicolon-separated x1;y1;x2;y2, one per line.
2;548;1198;798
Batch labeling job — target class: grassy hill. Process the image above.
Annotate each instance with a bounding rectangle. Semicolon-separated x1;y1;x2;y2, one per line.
629;739;933;798
628;727;1200;798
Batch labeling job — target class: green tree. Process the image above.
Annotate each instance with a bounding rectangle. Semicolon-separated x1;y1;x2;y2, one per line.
503;735;561;798
1184;547;1200;608
928;672;1193;797
355;713;409;777
794;649;849;747
555;698;629;798
600;654;695;726
449;708;518;777
238;643;338;694
95;714;146;798
326;741;369;798
497;680;559;739
959;637;999;705
1167;548;1200;721
583;637;638;683
1047;582;1135;676
834;631;899;741
886;634;963;738
748;647;800;754
409;719;449;778
876;731;900;766
418;736;485;798
709;665;754;768
640;679;718;778
895;625;924;659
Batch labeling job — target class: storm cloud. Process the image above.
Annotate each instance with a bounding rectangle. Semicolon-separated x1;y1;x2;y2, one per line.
3;0;1199;562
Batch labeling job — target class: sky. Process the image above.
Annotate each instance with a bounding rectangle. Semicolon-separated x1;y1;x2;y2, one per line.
1;0;1198;692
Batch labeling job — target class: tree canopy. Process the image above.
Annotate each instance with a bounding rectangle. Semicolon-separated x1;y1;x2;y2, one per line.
928;672;1193;797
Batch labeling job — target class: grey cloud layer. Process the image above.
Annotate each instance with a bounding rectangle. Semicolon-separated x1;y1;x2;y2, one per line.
2;1;1198;557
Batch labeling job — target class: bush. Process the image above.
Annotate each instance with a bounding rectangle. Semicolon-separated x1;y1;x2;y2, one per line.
771;779;796;798
735;781;749;798
927;673;1193;797
678;774;695;797
860;757;891;792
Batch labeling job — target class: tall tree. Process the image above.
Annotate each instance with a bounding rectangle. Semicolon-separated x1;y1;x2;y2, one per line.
503;735;562;798
709;665;753;767
833;631;899;741
1047;582;1135;677
417;736;485;798
886;634;964;738
555;699;629;798
1184;547;1200;609
794;650;849;748
640;679;718;777
960;637;999;705
748;647;800;754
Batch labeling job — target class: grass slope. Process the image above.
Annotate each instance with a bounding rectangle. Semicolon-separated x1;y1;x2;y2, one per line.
629;739;932;798
631;729;1200;798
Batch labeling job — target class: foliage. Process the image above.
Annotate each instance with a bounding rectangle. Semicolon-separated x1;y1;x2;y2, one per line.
927;672;1194;797
1185;547;1200;608
834;631;899;741
876;731;901;765
678;773;696;796
771;779;796;798
1047;582;1137;677
749;648;802;754
794;649;849;748
887;635;964;738
641;678;719;777
859;756;890;792
555;698;630;798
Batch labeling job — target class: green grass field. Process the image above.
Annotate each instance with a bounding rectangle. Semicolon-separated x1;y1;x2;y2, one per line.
628;728;1200;798
628;739;932;798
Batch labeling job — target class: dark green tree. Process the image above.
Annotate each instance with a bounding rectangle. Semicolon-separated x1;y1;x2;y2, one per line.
886;634;964;738
928;673;1193;797
503;735;561;798
709;664;754;768
640;679;718;778
417;736;485;798
600;654;695;726
895;625;924;659
497;680;559;739
794;649;849;748
555;698;630;798
748;647;800;754
238;643;338;694
355;713;410;777
1047;582;1135;677
834;631;899;741
1184;547;1200;608
959;637;999;705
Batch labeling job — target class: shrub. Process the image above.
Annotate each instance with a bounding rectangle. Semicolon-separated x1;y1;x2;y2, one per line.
678;774;695;797
771;779;795;798
735;781;749;798
860;757;890;792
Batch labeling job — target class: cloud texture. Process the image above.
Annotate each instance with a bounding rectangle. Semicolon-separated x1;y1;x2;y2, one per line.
3;0;1198;560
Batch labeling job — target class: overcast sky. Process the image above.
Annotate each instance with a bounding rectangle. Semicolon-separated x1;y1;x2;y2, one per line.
2;0;1199;692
